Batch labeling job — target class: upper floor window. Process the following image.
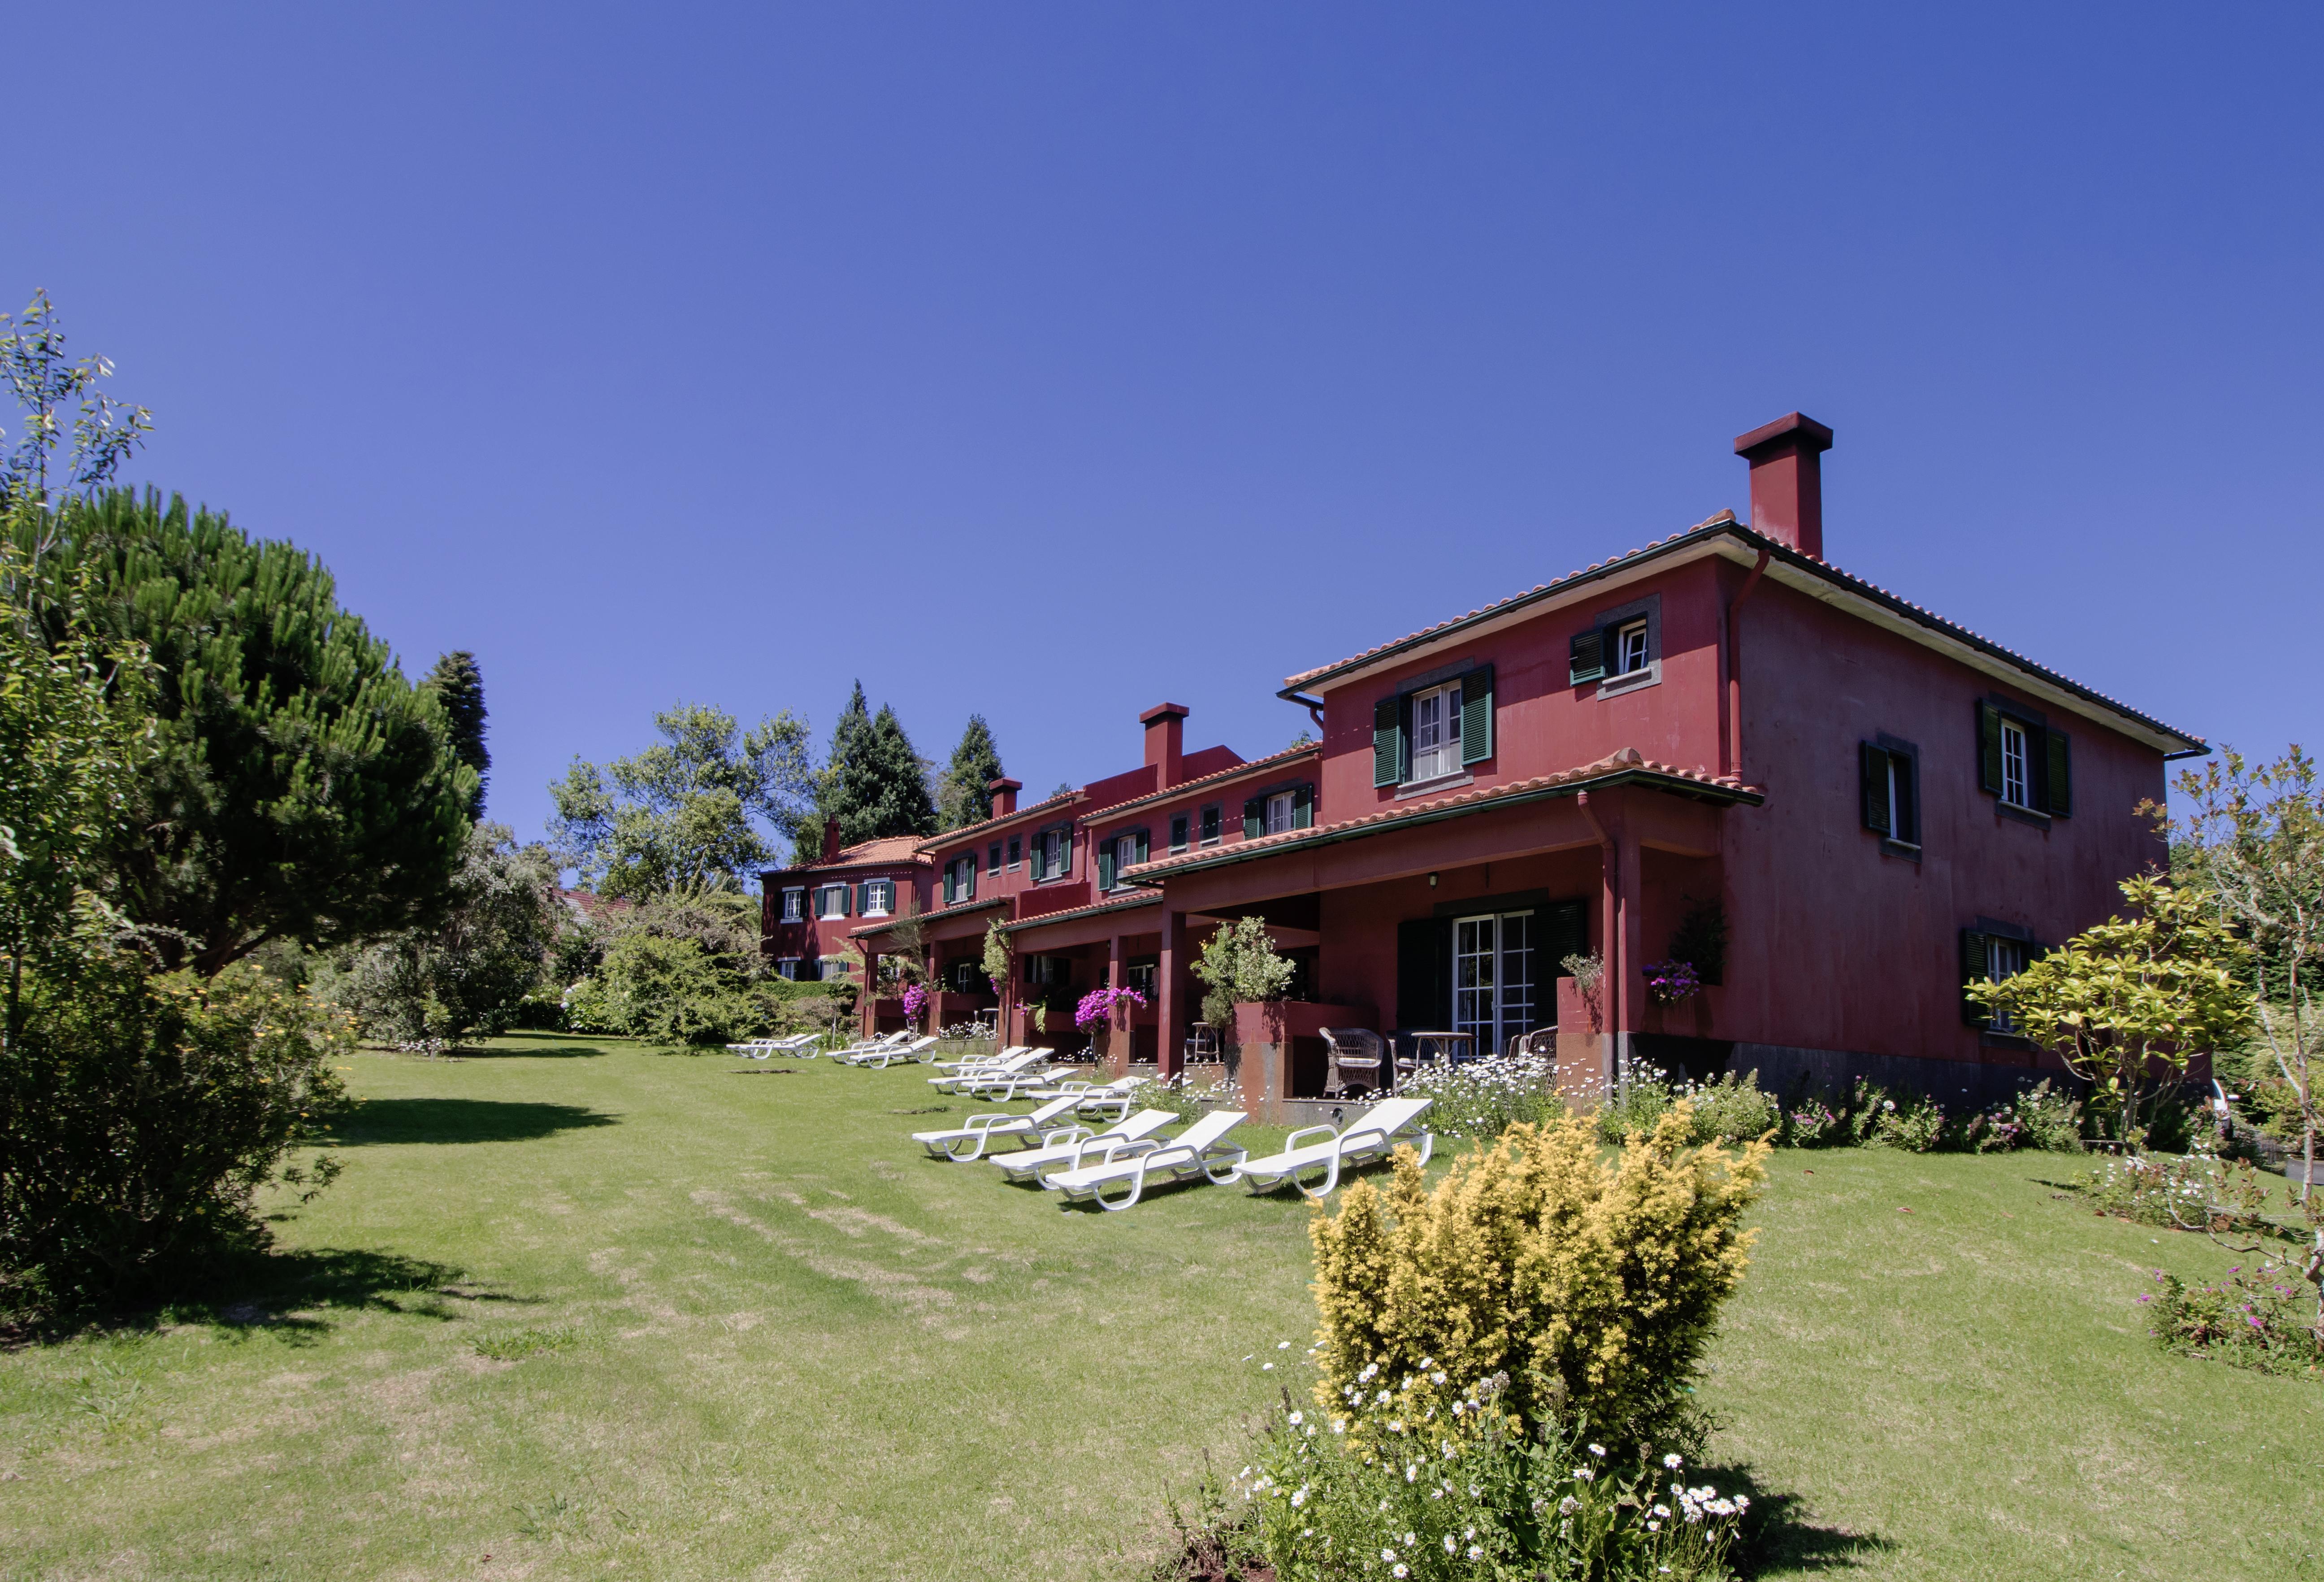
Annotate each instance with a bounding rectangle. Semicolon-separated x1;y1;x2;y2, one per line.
1199;804;1221;845
1006;835;1022;870
1977;699;2071;820
1033;826;1071;881
987;843;1002;875
861;879;893;917
816;885;849;919
1859;738;1921;851
1170;813;1189;852
1568;595;1660;695
1098;830;1150;891
1263;791;1296;834
1372;665;1494;789
942;854;977;904
1612;619;1650;677
780;888;805;923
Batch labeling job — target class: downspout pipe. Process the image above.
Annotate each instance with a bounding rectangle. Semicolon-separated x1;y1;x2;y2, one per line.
1722;547;1771;780
1286;691;1327;737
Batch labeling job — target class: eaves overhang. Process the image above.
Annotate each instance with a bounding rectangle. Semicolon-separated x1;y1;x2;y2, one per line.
999;892;1164;935
848;895;1008;938
1119;756;1762;886
1279;519;2205;761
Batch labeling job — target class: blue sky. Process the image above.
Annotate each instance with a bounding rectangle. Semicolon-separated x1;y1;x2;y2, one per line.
7;5;2318;852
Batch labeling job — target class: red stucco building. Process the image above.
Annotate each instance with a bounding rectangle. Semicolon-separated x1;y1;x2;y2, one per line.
767;414;2203;1117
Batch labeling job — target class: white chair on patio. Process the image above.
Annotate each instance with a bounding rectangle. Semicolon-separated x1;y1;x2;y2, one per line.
1044;1111;1248;1211
989;1108;1176;1184
1232;1095;1435;1200
912;1096;1085;1161
930;1044;1032;1075
1020;1074;1145;1121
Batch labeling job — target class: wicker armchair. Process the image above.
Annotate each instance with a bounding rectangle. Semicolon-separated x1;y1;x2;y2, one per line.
1319;1026;1386;1098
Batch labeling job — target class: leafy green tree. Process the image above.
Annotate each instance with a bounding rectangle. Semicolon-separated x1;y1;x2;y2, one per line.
14;490;476;974
333;824;558;1047
424;651;490;821
1973;875;2251;1145
807;681;937;852
0;288;152;515
935;714;1005;830
550;702;812;900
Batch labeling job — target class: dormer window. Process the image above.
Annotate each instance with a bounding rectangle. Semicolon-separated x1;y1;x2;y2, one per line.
1612;619;1649;677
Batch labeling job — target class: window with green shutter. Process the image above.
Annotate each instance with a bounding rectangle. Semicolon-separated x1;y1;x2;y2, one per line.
1170;813;1188;852
1859;736;1920;848
1459;665;1494;765
1097;847;1114;891
1292;784;1313;829
1243;797;1263;840
1977;698;2072;820
1373;695;1403;787
1569;629;1604;686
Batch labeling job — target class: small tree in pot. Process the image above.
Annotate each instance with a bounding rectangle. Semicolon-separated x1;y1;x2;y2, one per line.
1191;917;1296;1048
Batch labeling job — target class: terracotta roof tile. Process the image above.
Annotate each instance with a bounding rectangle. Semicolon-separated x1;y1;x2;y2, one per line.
998;891;1164;934
1081;742;1322;822
1120;749;1760;882
771;834;931;876
916;789;1087;852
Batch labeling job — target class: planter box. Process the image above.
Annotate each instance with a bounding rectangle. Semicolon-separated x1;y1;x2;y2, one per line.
1227;1001;1361;1123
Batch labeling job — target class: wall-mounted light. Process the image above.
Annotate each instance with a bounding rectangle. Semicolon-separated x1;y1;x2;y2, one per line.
1428;872;1438;887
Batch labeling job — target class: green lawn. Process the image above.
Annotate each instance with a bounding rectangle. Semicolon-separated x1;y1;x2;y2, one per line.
1;1037;2317;1581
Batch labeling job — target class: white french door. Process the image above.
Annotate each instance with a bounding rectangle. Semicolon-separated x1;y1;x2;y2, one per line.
1452;911;1537;1056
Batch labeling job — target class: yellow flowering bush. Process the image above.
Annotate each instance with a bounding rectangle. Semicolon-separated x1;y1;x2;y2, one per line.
1309;1105;1768;1443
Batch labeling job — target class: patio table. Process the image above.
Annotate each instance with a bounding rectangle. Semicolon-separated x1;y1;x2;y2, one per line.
1407;1031;1474;1066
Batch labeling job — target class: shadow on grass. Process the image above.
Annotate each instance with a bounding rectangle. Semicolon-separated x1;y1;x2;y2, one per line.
1717;1464;1894;1576
451;1033;617;1059
322;1097;620;1146
11;1247;535;1348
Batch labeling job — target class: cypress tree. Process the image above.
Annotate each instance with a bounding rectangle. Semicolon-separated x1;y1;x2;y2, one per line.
935;714;1005;830
808;683;937;852
424;651;490;819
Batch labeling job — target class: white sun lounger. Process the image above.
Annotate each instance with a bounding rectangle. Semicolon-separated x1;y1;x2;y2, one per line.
1045;1110;1248;1211
957;1057;1083;1101
828;1030;911;1062
930;1044;1033;1074
911;1096;1085;1161
1019;1074;1145;1121
990;1108;1176;1184
928;1047;1050;1092
838;1034;939;1068
1233;1095;1435;1199
728;1033;818;1059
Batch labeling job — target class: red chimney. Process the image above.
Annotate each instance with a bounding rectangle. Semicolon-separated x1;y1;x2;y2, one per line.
988;777;1020;818
1733;413;1834;560
1140;702;1188;789
820;817;841;863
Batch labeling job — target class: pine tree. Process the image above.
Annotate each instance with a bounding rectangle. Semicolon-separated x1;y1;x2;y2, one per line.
425;651;490;820
805;682;938;855
935;714;1005;830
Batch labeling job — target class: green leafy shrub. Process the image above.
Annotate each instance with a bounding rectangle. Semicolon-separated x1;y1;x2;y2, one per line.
1868;1093;1947;1152
1686;1071;1777;1145
1308;1107;1768;1447
2142;1268;2324;1376
2079;1147;2276;1232
1593;1068;1673;1146
563;932;764;1046
0;960;352;1318
1238;1370;1744;1580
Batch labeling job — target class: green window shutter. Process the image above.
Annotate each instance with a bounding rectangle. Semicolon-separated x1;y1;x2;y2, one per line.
1292;783;1314;829
1243;797;1262;840
1569;629;1604;686
1373;696;1402;787
964;860;976;899
943;868;956;904
1059;830;1071;875
2045;730;2073;817
1097;848;1115;891
1977;701;2004;795
1960;928;1991;1028
1459;665;1495;765
1135;830;1150;864
839;884;852;917
1860;743;1891;834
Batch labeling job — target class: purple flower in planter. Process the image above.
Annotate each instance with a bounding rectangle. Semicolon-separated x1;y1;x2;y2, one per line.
1075;985;1149;1030
901;982;928;1020
1642;960;1701;1005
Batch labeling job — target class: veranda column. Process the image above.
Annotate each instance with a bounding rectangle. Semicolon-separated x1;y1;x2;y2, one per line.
1613;826;1644;1078
860;947;881;1039
1157;909;1186;1080
1106;934;1127;1077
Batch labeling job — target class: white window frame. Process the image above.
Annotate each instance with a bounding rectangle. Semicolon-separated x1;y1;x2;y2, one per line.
1263;791;1295;834
1041;829;1065;878
862;879;891;917
1408;680;1464;784
1115;834;1140;878
1985;936;2028;1033
2000;720;2030;808
816;885;847;920
780;888;805;923
1613;620;1650;677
